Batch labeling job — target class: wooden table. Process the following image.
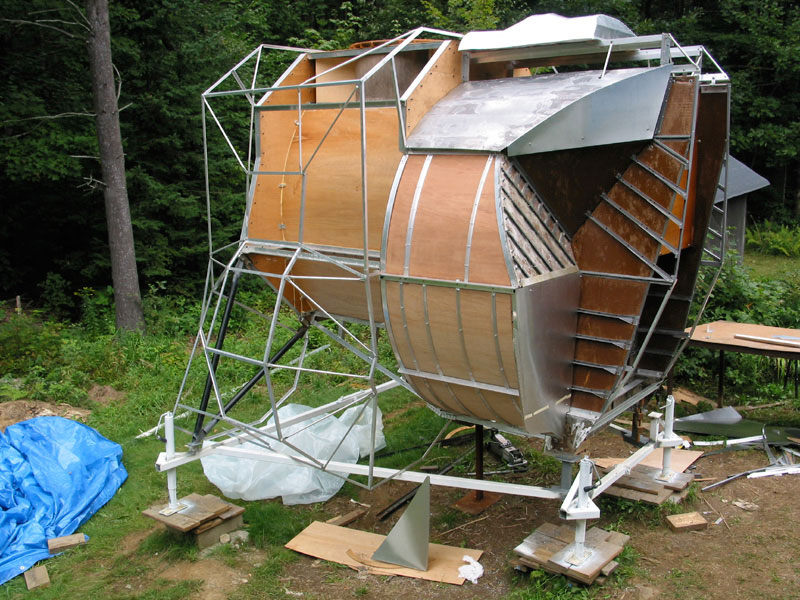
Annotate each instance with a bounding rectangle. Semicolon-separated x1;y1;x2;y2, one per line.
684;320;800;402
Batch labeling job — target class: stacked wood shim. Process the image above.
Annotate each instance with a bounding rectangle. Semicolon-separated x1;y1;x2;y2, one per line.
513;522;629;584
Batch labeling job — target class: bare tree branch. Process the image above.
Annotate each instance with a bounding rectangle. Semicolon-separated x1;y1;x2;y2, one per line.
65;0;91;28
1;18;78;38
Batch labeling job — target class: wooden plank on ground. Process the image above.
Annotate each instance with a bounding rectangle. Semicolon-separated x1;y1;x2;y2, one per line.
666;512;708;532
604;483;673;505
594;448;703;473
193;502;245;534
326;508;366;527
24;566;50;590
142;493;230;532
285;521;482;585
47;533;87;554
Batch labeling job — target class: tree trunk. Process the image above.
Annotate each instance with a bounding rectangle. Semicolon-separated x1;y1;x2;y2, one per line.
86;0;144;331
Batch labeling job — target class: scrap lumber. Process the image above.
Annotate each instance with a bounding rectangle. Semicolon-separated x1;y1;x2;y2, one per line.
193;503;245;549
326;508;366;527
24;565;50;590
47;533;88;554
142;493;230;532
593;448;703;473
285;521;482;585
513;523;628;585
666;512;708;532
596;463;694;505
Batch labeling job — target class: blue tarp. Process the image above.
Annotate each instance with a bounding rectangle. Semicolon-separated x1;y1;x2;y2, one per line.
0;416;127;585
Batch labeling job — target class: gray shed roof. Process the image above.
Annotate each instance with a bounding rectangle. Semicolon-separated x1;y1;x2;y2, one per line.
716;156;770;203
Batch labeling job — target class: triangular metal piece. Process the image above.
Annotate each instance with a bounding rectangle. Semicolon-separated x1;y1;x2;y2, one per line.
371;476;430;571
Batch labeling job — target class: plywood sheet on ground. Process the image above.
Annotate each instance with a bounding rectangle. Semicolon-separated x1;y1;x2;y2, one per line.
285;521;482;585
593;448;703;473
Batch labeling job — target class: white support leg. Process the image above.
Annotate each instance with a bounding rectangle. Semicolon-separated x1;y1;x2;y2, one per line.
556;457;600;567
660;395;676;478
654;395;683;482
159;412;186;516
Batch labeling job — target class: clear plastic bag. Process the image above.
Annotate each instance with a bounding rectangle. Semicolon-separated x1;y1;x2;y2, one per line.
202;402;384;504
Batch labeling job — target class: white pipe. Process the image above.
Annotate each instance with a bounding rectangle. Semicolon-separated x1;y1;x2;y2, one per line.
661;395;675;478
165;412;179;509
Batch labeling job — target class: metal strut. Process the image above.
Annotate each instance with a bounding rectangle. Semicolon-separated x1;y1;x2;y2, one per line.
191;262;244;444
190;322;311;446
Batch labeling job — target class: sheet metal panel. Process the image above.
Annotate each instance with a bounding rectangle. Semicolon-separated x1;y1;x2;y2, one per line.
406;67;671;154
514;268;579;436
459;14;633;51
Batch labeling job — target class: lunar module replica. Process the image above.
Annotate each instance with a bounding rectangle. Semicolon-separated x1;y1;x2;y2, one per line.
156;14;730;567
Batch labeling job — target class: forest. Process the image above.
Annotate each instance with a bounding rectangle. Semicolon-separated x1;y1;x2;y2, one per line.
1;0;798;318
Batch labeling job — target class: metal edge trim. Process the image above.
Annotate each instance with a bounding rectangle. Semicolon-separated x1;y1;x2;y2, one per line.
464;155;494;282
403;154;433;276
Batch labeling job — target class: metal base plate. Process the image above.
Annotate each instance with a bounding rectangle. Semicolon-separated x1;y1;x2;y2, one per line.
453;490;502;515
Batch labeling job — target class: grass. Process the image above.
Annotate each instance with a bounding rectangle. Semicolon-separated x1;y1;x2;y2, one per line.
743;252;800;280
2;247;797;600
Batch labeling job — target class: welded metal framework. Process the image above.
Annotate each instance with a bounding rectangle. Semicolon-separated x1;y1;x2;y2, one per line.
155;18;731;560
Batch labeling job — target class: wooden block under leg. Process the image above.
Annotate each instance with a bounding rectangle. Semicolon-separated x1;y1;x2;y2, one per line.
194;514;244;549
24;565;50;590
666;512;708;532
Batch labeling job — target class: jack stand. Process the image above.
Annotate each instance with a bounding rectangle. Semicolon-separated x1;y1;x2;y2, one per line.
159;412;187;516
651;395;684;483
555;457;600;567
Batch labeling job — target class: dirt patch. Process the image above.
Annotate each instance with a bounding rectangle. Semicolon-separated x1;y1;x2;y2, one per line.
88;384;125;406
0;399;91;431
119;528;155;555
160;559;249;600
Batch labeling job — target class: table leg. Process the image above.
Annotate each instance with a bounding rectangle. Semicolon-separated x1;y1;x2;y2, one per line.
718;350;725;406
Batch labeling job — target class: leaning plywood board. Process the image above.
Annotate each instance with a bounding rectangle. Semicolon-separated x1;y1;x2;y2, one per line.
285;521;482;585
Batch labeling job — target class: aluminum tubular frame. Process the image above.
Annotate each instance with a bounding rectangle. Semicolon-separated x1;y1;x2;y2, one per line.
160;29;575;503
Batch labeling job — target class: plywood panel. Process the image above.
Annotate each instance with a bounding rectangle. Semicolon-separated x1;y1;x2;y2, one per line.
405;41;461;135
285;521;483;585
250;107;400;251
576;314;635;341
572;220;652;276
659;78;695;137
248;254;314;313
578;276;647;317
574;339;627;366
384;155;426;274
398;282;439;375
314;57;359;103
607;185;666;234
262;54;315;107
459;288;516;388
408;155;483;280
466;158;510;285
425;285;469;378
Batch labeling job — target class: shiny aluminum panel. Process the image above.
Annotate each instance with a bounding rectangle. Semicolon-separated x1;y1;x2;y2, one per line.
459;14;634;52
508;65;672;155
405;66;672;154
514;267;580;437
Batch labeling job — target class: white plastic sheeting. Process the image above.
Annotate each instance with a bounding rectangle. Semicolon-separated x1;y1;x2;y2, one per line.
202;403;385;504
